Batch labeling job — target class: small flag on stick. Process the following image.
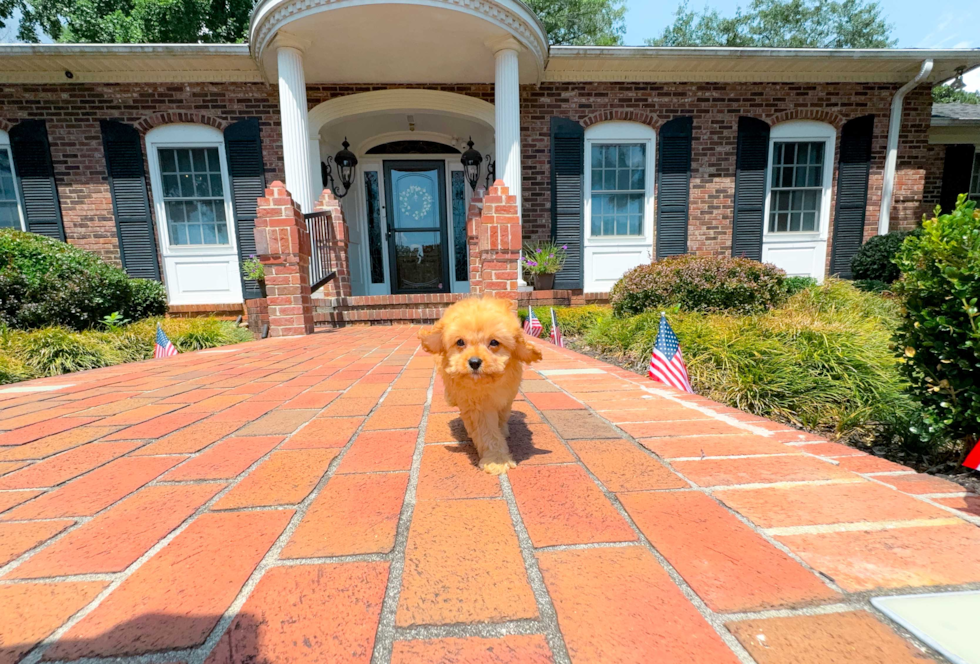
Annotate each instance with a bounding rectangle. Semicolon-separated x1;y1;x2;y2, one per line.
154;323;179;359
549;308;564;348
964;440;980;471
523;307;543;338
648;312;693;394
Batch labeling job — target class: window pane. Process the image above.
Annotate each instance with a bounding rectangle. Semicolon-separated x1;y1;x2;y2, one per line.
588;143;646;236
191;148;207;172
194;173;210;198
591;169;602;192
159;146;229;246
769;141;825;234
603;146;615;168
591;146;602;168
0;202;20;228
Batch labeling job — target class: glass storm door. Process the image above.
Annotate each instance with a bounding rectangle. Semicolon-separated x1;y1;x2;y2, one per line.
383;161;450;294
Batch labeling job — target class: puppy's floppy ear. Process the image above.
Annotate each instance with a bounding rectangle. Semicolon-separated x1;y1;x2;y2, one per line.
515;335;544;364
418;323;444;354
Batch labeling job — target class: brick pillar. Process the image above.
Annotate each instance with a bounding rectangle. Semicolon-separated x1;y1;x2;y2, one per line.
314;188;352;298
254;181;315;337
466;192;485;295
476;180;521;299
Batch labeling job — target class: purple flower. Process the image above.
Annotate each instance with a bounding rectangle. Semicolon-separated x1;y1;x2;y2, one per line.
535;248;542;253
548;253;554;258
561;245;567;250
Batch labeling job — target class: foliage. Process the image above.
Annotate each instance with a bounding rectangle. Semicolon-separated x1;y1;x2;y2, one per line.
647;0;895;48
0;317;251;384
850;229;919;284
0;230;168;331
523;0;625;45
101;312;132;330
784;276;817;296
610;254;787;317
932;85;980;105
241;255;265;281
893;195;980;455
562;281;913;443
522;241;567;276
520;304;610;338
123;279;169;321
853;279;890;294
3;0;625;45
5;0;252;43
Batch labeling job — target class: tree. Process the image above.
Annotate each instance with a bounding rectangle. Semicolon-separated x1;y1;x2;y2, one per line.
647;0;895;48
524;0;626;45
3;0;251;43
2;0;625;44
932;84;980;105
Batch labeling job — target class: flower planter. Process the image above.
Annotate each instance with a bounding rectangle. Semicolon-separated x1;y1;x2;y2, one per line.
534;273;555;290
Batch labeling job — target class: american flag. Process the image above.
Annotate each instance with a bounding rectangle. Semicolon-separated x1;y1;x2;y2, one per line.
524;307;543;338
549;308;564;348
154;323;178;359
648;313;693;393
965;440;980;471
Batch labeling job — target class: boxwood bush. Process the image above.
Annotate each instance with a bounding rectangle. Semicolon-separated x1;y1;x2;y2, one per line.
893;195;980;454
0;229;167;331
850;229;920;284
610;254;787;317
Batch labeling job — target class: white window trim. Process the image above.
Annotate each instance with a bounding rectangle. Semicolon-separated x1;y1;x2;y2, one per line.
0;128;26;231
584;121;656;246
763;121;836;244
145;124;237;256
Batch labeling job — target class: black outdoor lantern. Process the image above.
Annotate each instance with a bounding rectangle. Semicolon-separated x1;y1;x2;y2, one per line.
322;137;358;198
460;137;483;190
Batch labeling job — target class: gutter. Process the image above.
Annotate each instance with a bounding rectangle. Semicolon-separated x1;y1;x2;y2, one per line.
878;58;933;236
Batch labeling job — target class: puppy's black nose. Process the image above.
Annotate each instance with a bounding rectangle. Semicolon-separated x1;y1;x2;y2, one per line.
468;357;482;371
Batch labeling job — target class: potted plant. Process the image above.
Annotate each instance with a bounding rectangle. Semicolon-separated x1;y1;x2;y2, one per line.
241;255;267;298
521;241;566;290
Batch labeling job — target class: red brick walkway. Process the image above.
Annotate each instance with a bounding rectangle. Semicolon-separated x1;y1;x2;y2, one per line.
1;327;979;664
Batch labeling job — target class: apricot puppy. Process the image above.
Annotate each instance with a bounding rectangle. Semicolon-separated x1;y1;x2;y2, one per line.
419;297;543;475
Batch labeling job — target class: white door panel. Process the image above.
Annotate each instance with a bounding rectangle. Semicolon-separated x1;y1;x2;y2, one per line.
762;242;826;279
584;246;648;292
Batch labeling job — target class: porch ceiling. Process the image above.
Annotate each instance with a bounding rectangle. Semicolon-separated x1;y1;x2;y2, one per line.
249;0;548;85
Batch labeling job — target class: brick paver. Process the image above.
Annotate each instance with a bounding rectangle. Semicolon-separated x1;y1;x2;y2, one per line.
0;326;977;663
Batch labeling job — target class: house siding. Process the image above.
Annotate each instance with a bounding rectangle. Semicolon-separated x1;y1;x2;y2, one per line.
1;79;939;280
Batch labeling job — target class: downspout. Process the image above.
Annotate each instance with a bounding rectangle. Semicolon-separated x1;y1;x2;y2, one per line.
878;59;933;235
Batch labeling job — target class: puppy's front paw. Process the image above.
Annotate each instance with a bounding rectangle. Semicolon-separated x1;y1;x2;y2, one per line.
479;451;517;475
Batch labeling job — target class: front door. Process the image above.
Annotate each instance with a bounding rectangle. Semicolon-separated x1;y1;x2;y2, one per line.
384;161;450;294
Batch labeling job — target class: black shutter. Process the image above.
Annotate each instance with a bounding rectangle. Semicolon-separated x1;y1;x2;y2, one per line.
656;116;693;259
550;117;584;290
830;115;874;278
9;119;65;241
224;119;266;299
939;144;976;214
100;120;160;280
731;117;770;261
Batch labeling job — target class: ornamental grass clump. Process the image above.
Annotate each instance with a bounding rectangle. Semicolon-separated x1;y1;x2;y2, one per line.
568;280;912;442
610;254;787;317
893;195;980;456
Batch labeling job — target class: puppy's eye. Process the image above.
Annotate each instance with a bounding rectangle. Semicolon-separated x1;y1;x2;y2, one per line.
489;339;499;348
456;339;465;347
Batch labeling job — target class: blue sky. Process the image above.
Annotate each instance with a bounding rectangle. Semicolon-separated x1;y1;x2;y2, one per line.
624;0;980;89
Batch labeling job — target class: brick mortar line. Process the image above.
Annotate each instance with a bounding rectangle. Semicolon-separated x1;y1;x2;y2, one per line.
369;343;433;664
517;374;759;664
498;473;573;664
764;517;965;536
534;347;980;660
16;328;414;664
392;618;545;642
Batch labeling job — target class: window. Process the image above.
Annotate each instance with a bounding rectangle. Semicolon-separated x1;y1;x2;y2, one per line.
0;130;23;230
971;152;980;202
768;141;824;233
590;143;646;236
157;147;229;245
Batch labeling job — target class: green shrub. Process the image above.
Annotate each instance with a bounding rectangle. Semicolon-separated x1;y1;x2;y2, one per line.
853;279;891;293
610;254;787;317
850;229;920;283
566;280;912;442
124;279;169;321
893;195;980;453
520;304;611;338
784;276;817;296
0;229;132;331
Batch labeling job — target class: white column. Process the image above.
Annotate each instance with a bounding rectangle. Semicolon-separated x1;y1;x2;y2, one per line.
493;41;521;207
276;35;314;213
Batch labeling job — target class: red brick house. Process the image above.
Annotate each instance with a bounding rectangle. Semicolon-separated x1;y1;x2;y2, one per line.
1;0;979;315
